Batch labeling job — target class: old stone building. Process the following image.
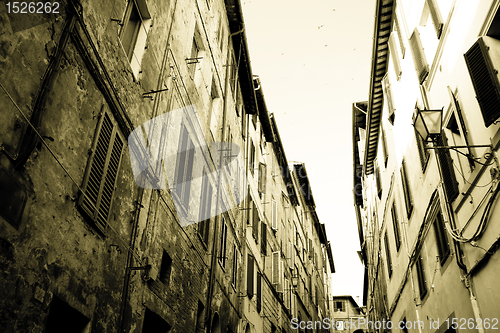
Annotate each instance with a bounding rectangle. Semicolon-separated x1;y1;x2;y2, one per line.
0;0;334;332
354;0;500;332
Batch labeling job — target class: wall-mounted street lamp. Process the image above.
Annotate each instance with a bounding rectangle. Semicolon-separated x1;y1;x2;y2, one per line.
413;108;492;152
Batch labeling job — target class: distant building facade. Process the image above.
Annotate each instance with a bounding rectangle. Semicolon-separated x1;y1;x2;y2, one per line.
0;0;334;332
331;296;366;333
354;0;500;332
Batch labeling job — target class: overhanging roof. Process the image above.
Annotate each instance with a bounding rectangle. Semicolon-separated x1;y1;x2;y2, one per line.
364;0;394;175
225;0;259;115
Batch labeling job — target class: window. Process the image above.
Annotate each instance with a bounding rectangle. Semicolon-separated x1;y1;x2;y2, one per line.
388;32;402;79
384;231;393;278
252;199;259;242
260;221;267;255
434;208;450;265
409;28;429;84
188;25;205;78
195;301;204;332
174;124;195;209
394;8;406;58
272;251;282;286
464;36;500;127
232;244;238;286
416;255;427;299
435;134;459;202
79;111;124;233
256;273;262;313
198;176;212;245
415;124;430;172
382;73;396;124
249;141;255;175
159;250;173;285
0;169;27;230
391;202;401;251
380;127;389;167
333;300;345;312
219;219;228;268
142;308;171;333
247;254;254;297
400;160;413;218
375;164;382;199
425;0;444;39
120;2;141;61
401;317;408;333
258;163;266;196
120;0;151;77
44;296;90;333
446;88;475;171
271;199;278;230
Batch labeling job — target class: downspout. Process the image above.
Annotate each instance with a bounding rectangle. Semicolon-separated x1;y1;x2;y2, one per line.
205;26;245;330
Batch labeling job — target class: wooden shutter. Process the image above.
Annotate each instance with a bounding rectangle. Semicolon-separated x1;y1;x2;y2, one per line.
409;28;429;84
394;10;405;58
256;273;262;313
277;260;284;292
415;126;430;171
426;0;443;38
381;127;389;167
80;112;124;232
375;165;382;199
258;163;266;195
436;135;459;202
382;73;396;123
272;199;278;230
434;210;450;265
261;221;267;255
391;203;401;251
400;160;413;217
289;240;294;268
247;254;254;297
272;251;280;285
384;232;392;278
388;32;402;79
252;202;259;242
416;255;427;298
464;37;500;127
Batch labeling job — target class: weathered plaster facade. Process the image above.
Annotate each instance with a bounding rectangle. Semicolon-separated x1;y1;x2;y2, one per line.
355;0;500;332
0;0;335;332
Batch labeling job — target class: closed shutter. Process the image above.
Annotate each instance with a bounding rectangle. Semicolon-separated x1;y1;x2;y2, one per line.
389;32;402;79
415;127;430;171
375;165;382;199
401;160;413;218
394;10;405;58
382;73;396;123
272;251;280;285
409;28;429;84
256;273;262;313
272;199;278;230
277;260;284;293
80;112;124;232
261;221;267;255
436;135;459;202
416;255;427;298
258;163;266;195
381;127;389;167
289;240;294;268
426;0;443;38
464;37;500;127
247;254;254;297
434;211;450;265
391;203;401;251
252;202;259;242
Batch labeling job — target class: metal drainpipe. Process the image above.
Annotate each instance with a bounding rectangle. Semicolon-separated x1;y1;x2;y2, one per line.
205;26;245;330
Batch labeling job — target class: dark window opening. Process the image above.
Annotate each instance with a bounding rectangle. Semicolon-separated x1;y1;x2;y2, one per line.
391;203;401;251
434;209;451;265
142;308;171;333
385;232;393;278
159;250;172;285
0;169;27;229
44;296;89;333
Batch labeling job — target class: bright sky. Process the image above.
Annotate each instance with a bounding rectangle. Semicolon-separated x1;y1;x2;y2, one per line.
241;0;376;301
